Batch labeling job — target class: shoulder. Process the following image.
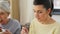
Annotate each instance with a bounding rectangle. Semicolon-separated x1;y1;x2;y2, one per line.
30;18;37;28
9;18;21;28
9;18;20;24
54;22;60;29
31;18;37;24
31;18;39;26
55;22;60;26
54;22;60;33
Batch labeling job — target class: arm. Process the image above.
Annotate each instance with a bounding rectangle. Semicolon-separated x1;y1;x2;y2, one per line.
13;20;22;34
14;28;21;34
29;22;35;34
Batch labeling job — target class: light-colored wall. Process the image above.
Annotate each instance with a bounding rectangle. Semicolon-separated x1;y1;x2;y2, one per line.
19;0;33;25
52;15;60;23
19;0;27;25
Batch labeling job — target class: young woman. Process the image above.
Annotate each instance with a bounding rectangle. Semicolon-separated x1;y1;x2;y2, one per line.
29;0;60;34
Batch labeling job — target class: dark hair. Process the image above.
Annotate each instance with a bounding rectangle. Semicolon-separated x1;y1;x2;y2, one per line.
33;0;53;17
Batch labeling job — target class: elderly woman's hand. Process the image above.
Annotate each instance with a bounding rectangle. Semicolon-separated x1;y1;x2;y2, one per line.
2;29;12;34
21;27;28;34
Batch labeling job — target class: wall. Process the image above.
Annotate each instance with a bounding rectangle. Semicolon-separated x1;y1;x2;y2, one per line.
19;0;33;25
52;15;60;23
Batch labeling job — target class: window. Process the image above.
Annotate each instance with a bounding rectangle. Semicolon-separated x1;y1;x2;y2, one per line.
52;0;60;15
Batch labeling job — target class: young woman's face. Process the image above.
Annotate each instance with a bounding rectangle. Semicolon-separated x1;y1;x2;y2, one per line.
0;9;9;23
33;5;51;22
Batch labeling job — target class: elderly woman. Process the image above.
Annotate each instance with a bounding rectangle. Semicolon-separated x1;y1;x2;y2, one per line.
0;1;21;34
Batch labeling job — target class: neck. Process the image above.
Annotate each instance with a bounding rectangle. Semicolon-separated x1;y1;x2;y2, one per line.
39;16;56;24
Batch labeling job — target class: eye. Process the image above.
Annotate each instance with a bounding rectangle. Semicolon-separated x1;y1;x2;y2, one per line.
0;12;5;15
38;10;42;14
33;10;36;13
34;11;36;13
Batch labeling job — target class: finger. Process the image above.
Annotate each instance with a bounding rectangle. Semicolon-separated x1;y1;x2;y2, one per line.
4;29;12;34
21;30;26;34
22;27;28;33
5;29;9;32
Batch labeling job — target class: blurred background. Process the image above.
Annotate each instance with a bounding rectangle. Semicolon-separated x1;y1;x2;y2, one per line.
1;0;60;25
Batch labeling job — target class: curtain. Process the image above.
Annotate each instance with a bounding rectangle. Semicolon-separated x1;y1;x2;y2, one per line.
10;0;20;22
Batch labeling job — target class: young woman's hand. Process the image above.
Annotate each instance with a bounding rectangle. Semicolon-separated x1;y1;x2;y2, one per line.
21;27;28;34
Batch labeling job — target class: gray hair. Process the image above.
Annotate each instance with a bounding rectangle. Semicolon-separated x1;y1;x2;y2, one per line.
0;1;10;13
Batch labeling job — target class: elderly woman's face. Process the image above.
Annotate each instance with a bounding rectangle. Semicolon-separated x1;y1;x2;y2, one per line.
33;5;51;21
0;9;9;22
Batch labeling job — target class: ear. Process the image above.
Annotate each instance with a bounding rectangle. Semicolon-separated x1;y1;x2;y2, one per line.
47;8;51;14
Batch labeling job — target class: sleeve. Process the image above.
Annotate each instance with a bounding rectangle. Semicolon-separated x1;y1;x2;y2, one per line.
29;21;35;34
13;20;22;34
14;27;21;34
54;25;60;34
